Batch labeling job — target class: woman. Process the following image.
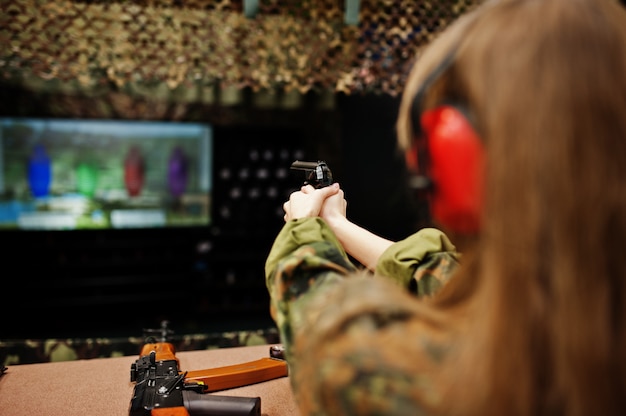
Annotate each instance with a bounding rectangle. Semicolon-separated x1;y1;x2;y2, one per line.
265;0;626;414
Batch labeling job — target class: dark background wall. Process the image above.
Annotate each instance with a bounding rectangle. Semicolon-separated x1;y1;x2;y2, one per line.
0;86;419;340
337;93;419;241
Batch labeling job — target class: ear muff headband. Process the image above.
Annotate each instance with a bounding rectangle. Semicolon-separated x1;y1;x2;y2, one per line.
410;47;458;139
407;47;485;235
407;47;459;192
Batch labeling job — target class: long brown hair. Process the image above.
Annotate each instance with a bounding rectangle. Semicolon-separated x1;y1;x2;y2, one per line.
397;0;626;414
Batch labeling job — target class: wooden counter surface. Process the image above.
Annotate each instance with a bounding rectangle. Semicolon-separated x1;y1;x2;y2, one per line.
0;344;299;416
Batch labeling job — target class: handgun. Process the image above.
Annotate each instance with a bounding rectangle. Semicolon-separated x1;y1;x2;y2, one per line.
290;160;334;189
128;322;288;416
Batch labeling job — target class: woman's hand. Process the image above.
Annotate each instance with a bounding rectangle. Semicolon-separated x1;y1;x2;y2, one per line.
283;183;341;221
317;184;347;224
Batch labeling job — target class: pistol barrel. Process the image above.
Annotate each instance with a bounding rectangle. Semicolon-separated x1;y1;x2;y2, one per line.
290;160;319;170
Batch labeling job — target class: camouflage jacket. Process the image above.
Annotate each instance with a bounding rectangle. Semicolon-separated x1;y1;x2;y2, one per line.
265;217;460;415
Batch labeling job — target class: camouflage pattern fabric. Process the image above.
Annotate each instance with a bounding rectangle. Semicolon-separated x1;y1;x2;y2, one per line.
375;227;460;294
0;327;280;365
0;0;481;98
265;217;460;415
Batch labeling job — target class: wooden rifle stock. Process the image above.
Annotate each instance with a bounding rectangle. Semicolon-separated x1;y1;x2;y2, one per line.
140;341;288;392
129;322;288;416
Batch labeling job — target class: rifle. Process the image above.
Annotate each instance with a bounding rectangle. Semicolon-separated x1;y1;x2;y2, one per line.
129;321;288;416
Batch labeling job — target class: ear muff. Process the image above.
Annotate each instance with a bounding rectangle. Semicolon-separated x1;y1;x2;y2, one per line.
407;42;485;234
414;105;484;234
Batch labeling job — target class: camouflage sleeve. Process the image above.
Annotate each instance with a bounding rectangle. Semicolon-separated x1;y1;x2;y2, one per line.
276;268;450;415
264;217;359;355
264;221;460;414
265;217;354;288
375;228;460;296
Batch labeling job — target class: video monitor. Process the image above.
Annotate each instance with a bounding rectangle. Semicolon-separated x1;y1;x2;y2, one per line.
0;118;212;230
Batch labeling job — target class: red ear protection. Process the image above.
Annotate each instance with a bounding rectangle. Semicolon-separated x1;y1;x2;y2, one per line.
412;105;484;234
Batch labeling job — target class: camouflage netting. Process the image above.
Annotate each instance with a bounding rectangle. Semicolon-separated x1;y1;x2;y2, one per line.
1;327;281;364
0;0;481;104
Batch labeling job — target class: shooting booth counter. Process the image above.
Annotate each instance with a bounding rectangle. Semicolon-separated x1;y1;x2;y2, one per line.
0;344;299;416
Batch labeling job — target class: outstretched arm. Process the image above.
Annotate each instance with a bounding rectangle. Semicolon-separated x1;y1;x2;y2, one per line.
285;183;394;271
321;214;394;271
